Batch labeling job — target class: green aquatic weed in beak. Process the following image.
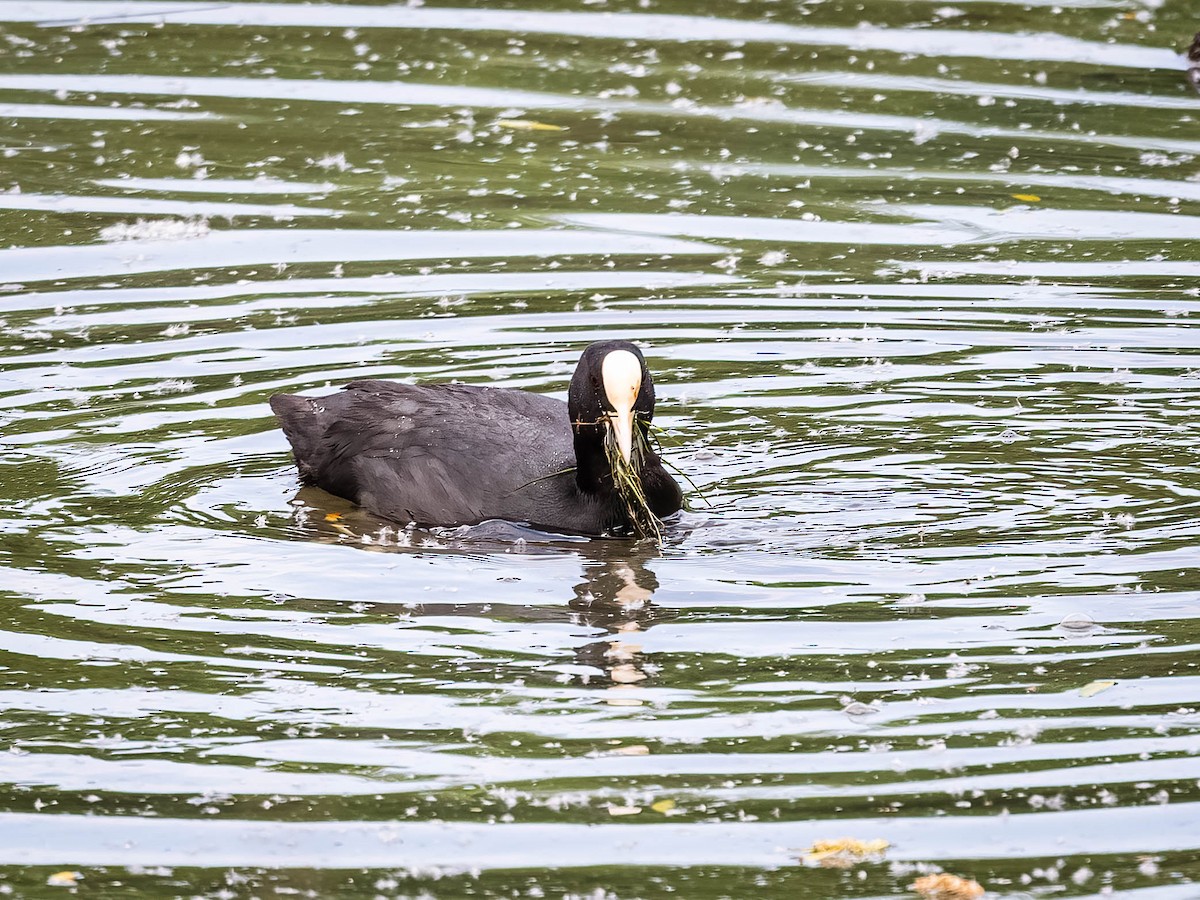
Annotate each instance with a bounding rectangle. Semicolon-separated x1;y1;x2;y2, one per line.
598;348;662;539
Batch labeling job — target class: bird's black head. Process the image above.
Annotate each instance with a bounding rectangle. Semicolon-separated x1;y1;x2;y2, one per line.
567;340;683;538
568;339;658;502
568;340;657;441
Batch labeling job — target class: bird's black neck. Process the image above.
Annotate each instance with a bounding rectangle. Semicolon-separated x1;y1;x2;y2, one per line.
573;428;615;496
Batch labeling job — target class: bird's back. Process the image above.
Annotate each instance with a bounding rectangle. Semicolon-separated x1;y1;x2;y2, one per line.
270;380;599;530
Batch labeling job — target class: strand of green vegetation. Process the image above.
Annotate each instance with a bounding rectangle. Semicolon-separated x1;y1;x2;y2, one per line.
504;424;707;535
604;425;663;543
503;465;576;497
647;421;684;445
648;422;715;509
658;455;713;509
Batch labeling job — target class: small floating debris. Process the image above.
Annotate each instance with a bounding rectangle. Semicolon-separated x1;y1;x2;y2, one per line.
100;216;209;242
606;804;641;817
147;378;195;394
650;799;676;814
174;149;205;170
47;871;82;887
605;744;649;756
308;152;351;171
912;873;984;899
842;697;881;718
803;837;889;868
1011;193;1041;202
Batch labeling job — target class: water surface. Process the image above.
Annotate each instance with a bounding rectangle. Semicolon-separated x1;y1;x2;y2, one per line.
1;0;1199;895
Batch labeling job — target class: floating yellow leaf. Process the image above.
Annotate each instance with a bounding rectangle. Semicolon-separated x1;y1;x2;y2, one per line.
650;799;676;814
47;872;81;887
607;804;642;816
496;119;567;132
1080;679;1117;698
324;513;343;522
804;837;889;867
912;873;985;899
1011;193;1041;202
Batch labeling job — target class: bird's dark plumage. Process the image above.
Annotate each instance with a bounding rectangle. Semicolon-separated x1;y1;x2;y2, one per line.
1188;32;1200;94
270;341;683;536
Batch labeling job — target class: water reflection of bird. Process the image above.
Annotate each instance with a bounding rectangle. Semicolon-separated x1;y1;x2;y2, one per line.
270;340;682;537
284;506;669;699
569;552;670;702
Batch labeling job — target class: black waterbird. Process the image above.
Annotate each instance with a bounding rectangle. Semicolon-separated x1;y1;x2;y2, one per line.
270;340;683;537
1188;32;1200;94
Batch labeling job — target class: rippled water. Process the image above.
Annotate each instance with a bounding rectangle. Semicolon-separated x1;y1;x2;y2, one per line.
2;0;1199;896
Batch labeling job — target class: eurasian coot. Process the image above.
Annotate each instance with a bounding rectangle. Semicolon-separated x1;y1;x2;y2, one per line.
1188;32;1200;94
270;340;683;537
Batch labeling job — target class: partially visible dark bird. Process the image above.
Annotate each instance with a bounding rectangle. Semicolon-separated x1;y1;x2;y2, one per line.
1188;32;1200;94
270;340;683;537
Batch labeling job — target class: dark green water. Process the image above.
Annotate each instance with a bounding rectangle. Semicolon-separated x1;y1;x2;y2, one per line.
1;0;1198;896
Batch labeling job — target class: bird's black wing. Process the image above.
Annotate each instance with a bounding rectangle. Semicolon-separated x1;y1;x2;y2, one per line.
273;381;575;526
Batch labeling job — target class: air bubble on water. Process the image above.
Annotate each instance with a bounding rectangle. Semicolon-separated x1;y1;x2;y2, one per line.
1059;613;1095;632
841;699;881;717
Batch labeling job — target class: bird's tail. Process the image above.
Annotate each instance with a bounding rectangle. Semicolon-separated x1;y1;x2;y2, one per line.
269;393;327;483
